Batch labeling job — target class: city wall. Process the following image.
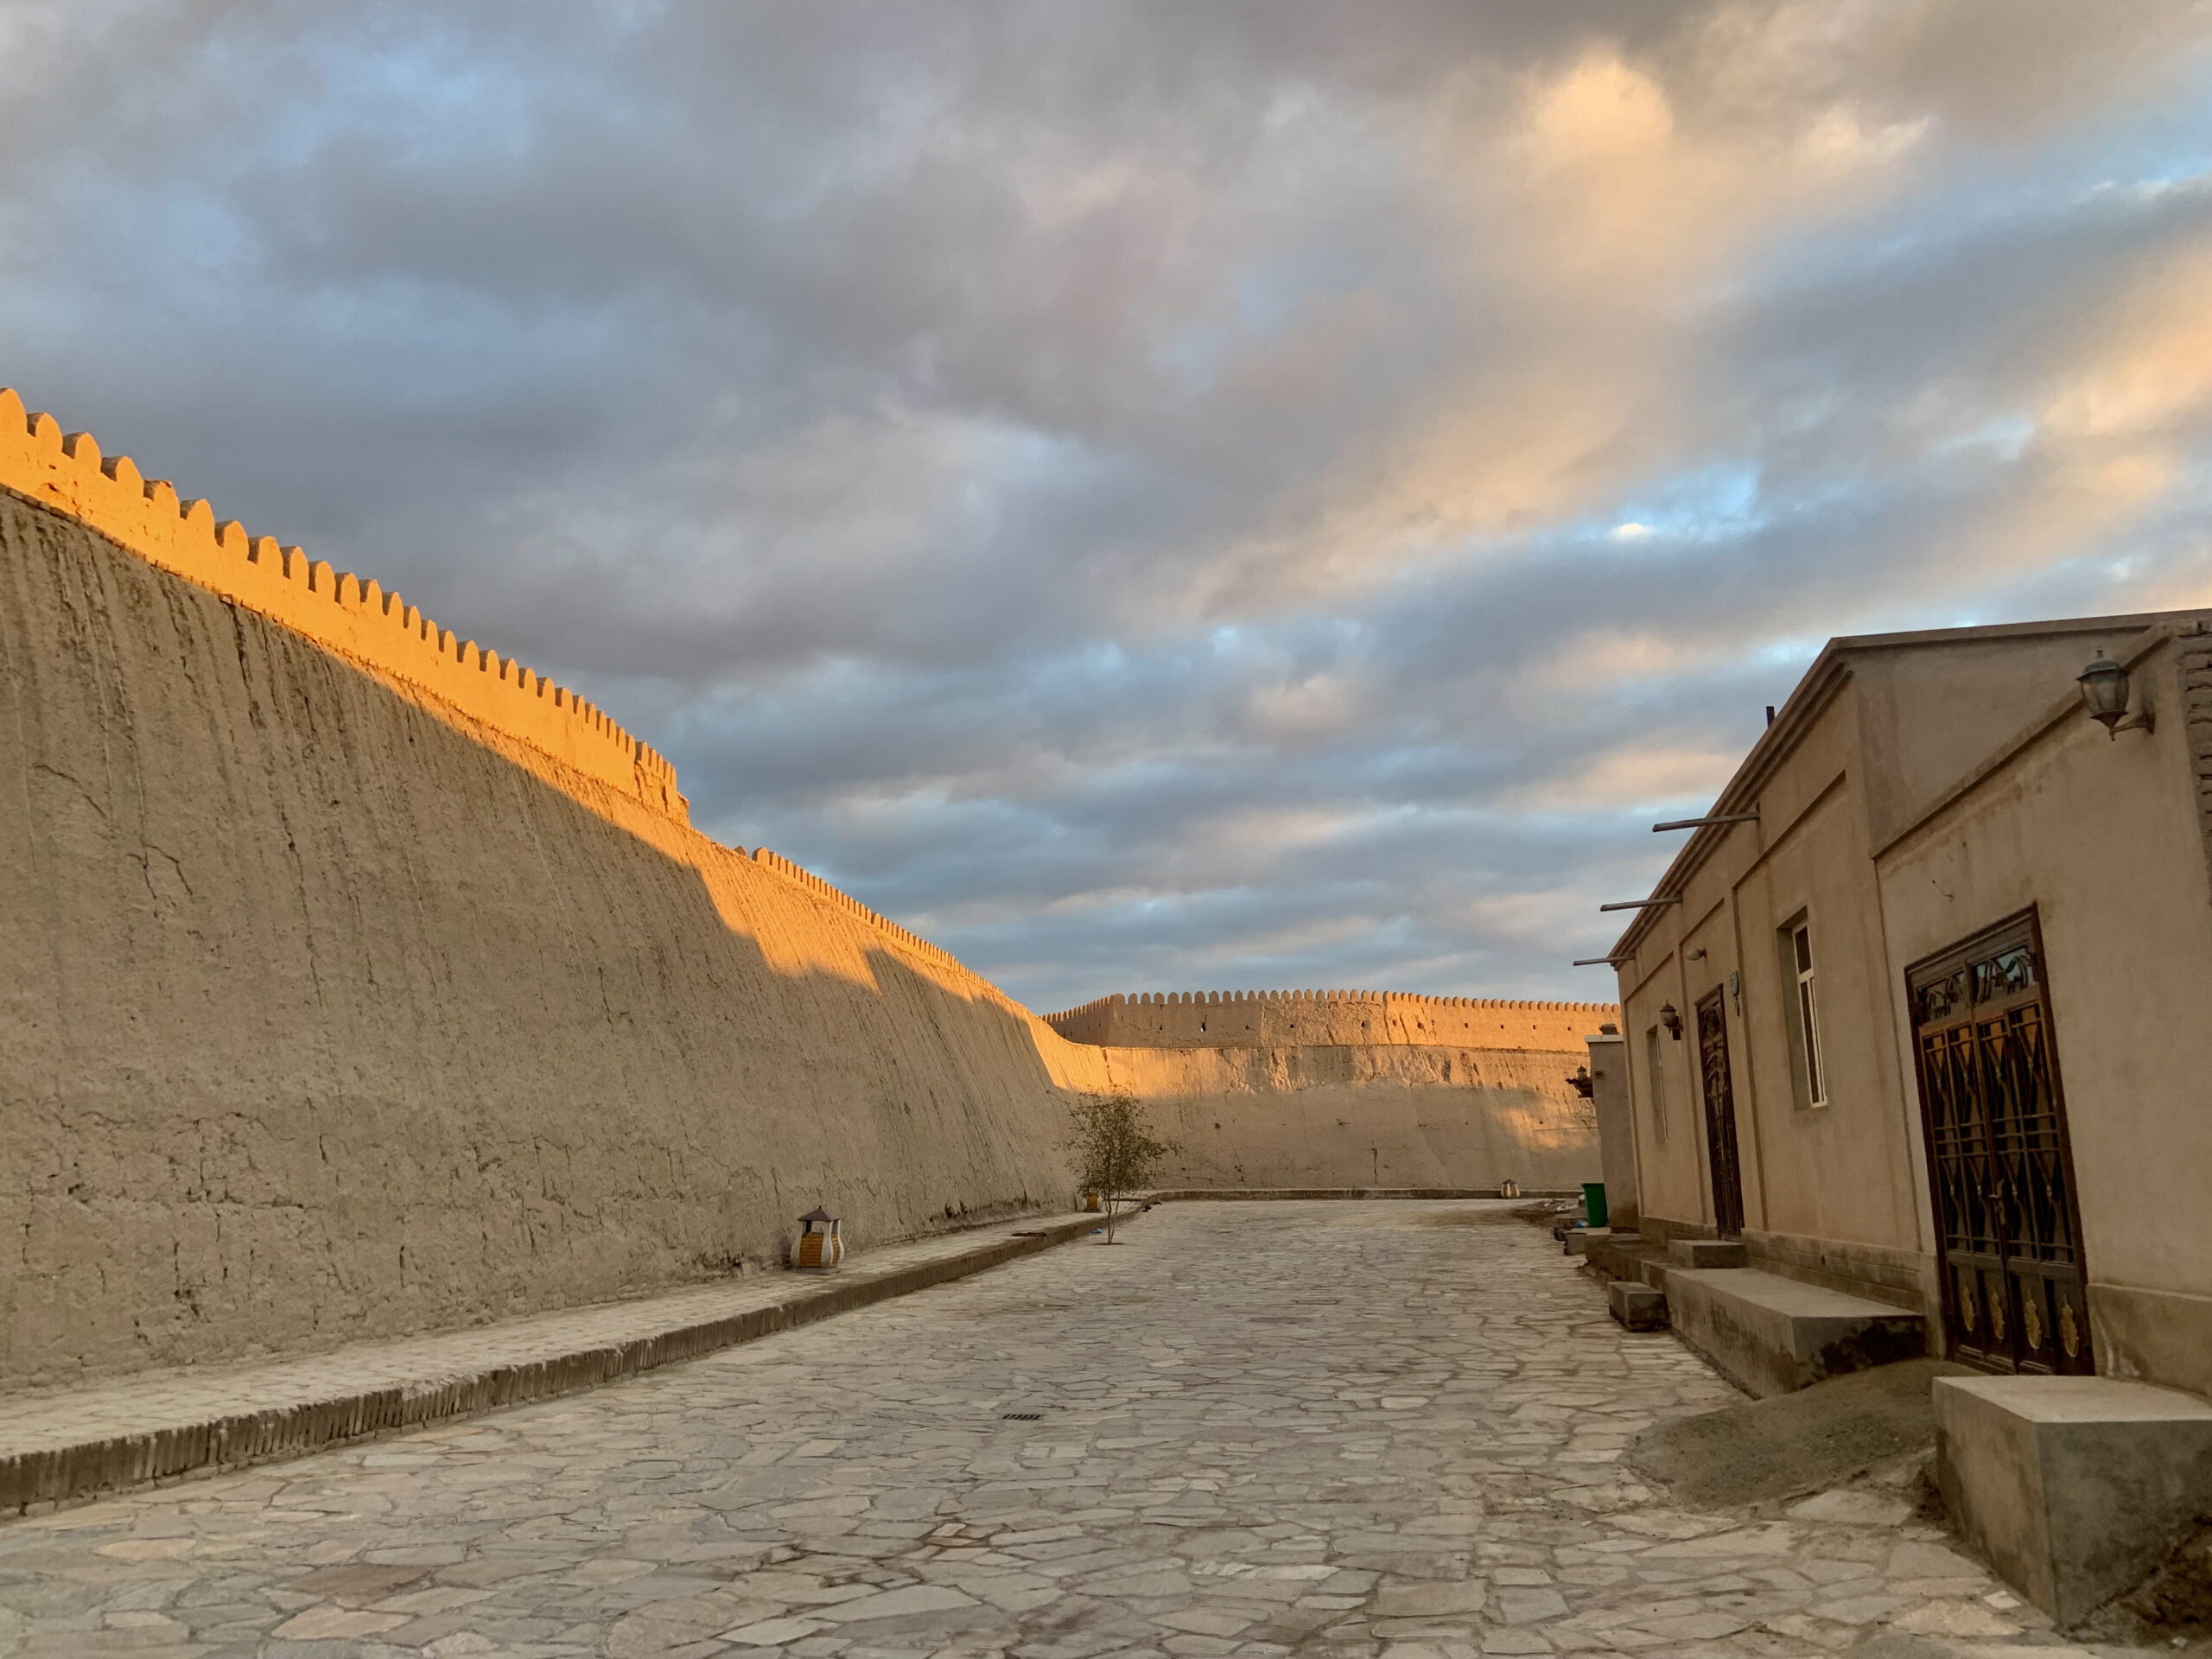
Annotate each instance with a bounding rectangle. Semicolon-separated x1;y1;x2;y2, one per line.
0;389;1607;1389
1051;992;1612;1192
1096;1042;1603;1192
1046;989;1608;1053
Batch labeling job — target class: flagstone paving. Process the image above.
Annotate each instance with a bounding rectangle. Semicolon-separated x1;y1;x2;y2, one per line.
0;1201;2172;1656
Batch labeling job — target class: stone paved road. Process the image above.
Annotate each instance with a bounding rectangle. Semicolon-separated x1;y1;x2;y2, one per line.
0;1202;2158;1657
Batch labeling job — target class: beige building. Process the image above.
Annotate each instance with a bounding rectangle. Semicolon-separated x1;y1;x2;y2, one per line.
1602;611;2212;1395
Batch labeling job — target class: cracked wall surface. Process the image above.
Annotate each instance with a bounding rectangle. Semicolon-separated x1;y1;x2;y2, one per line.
0;486;1098;1387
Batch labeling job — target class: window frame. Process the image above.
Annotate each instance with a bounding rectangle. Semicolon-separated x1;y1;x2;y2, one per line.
1776;911;1830;1109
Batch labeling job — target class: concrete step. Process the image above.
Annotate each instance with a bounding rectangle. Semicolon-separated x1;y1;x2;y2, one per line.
1607;1280;1669;1332
1936;1374;2212;1625
1586;1233;1669;1287
1668;1237;1749;1269
1665;1267;1926;1397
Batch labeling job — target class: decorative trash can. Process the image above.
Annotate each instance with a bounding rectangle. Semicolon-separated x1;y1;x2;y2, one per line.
1082;1192;1102;1212
794;1206;844;1270
1499;1179;1520;1198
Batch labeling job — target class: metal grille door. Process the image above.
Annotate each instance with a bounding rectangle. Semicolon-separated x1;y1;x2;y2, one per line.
1696;988;1746;1238
1908;911;2094;1375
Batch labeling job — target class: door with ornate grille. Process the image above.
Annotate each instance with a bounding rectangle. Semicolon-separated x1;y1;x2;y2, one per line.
1696;988;1746;1236
1907;910;2094;1375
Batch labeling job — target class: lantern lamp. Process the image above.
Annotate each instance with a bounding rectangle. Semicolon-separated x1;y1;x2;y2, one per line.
1659;1002;1683;1040
2077;652;2129;733
2078;651;2154;738
794;1206;843;1271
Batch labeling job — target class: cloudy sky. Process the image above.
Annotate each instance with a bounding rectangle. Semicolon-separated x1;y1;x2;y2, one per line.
5;3;2211;1014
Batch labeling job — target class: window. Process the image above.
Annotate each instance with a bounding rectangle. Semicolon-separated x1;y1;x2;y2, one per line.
1644;1025;1669;1141
1777;914;1829;1109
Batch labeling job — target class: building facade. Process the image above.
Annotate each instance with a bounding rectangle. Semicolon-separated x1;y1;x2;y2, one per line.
1605;612;2212;1395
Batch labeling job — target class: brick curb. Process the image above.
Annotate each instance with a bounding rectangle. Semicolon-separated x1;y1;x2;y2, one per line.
0;1211;1112;1516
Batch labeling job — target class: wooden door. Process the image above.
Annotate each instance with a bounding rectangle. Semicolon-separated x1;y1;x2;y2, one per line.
1908;910;2094;1375
1696;988;1746;1237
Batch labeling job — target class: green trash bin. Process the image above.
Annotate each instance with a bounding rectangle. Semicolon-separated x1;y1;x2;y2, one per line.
1582;1181;1608;1230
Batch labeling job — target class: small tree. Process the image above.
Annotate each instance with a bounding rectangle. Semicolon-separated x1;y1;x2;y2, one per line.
1067;1092;1174;1243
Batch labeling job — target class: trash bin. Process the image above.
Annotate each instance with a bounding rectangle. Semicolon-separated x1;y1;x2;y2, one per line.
1582;1182;1608;1230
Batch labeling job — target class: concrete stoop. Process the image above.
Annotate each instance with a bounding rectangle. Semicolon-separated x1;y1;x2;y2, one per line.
1607;1280;1669;1332
1583;1231;1673;1330
1936;1374;2212;1626
1669;1237;1748;1270
1665;1267;1926;1397
1586;1230;1669;1287
0;1211;1113;1516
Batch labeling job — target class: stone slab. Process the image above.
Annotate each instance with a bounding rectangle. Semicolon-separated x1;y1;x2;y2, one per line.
1669;1237;1748;1269
1934;1372;2212;1625
1607;1281;1669;1332
0;1211;1112;1515
1666;1267;1926;1397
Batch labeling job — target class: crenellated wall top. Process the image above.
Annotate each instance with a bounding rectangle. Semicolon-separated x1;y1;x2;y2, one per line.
747;848;967;977
0;386;1020;998
0;389;687;823
1042;988;1619;1052
0;385;1632;1051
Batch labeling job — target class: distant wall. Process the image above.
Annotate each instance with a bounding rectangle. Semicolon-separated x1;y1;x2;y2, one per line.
1046;988;1615;1051
1049;990;1611;1192
1096;1041;1601;1192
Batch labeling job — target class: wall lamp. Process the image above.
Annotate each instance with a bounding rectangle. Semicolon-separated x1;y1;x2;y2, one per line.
2078;651;2154;739
1658;1002;1683;1040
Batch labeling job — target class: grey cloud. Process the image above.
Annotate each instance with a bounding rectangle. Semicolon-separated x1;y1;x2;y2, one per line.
3;0;2209;1011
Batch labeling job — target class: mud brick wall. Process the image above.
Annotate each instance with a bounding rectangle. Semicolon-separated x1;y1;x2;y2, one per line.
0;391;1600;1387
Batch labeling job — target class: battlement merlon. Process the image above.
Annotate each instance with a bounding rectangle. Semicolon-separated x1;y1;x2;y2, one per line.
1041;989;1620;1052
0;385;1063;992
0;389;689;825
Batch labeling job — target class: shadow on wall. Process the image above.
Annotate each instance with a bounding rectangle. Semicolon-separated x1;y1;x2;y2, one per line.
0;391;1607;1389
0;480;1104;1389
